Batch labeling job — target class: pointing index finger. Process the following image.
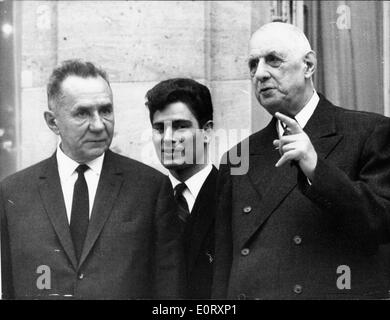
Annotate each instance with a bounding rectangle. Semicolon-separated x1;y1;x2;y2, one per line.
275;112;302;134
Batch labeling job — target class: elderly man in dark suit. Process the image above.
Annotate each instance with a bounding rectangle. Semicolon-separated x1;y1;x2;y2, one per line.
0;60;183;299
212;22;390;299
145;78;217;299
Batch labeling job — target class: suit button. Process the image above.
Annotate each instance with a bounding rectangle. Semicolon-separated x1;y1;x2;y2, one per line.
243;206;252;214
78;273;84;280
238;293;246;300
293;284;303;294
293;235;302;245
206;252;213;263
241;248;250;256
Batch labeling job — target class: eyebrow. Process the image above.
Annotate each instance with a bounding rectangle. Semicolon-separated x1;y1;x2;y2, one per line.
268;50;283;56
74;103;113;110
152;119;193;125
98;103;113;109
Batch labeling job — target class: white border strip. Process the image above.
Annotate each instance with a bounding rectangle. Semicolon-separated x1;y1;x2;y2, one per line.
384;1;390;117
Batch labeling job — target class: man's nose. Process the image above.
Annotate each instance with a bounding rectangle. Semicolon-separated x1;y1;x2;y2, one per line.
254;59;271;82
162;125;174;142
89;113;105;131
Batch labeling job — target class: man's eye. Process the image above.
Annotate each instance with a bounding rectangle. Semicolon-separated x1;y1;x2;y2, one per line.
248;59;259;73
152;125;163;133
76;110;89;117
174;124;190;130
266;55;282;67
100;107;112;115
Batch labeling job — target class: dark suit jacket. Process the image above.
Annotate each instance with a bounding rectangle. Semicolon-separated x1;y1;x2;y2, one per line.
182;166;217;299
213;94;390;299
0;150;184;299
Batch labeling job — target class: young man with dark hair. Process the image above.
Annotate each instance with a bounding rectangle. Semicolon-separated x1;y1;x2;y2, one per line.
146;78;217;299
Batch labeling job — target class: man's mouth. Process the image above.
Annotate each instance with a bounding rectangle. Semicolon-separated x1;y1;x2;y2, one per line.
86;139;106;144
260;87;274;93
161;148;183;154
161;144;186;156
161;149;174;154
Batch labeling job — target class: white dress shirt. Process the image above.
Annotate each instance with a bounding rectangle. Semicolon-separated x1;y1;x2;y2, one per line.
56;145;104;223
168;164;213;213
277;91;320;137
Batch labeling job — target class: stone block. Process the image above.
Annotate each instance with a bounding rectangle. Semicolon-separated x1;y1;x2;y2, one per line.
57;1;207;82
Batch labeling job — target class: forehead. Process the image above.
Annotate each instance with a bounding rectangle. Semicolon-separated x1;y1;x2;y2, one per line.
60;75;112;105
249;31;299;58
152;101;197;123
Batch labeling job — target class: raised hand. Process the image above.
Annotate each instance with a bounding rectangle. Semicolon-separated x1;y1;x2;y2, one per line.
273;112;317;180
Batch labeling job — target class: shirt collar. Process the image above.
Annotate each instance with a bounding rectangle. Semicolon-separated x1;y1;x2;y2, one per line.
56;143;105;180
277;91;320;135
168;164;213;199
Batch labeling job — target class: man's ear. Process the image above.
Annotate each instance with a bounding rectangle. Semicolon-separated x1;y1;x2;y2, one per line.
202;120;213;143
44;110;60;135
303;51;317;78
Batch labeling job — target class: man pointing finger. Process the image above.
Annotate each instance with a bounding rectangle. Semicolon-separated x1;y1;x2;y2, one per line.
213;22;390;300
273;112;317;180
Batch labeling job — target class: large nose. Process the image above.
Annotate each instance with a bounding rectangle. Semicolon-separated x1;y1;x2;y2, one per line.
254;58;271;82
89;112;105;132
162;122;174;143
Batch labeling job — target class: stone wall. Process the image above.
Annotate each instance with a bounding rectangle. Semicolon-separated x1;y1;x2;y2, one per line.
17;1;272;172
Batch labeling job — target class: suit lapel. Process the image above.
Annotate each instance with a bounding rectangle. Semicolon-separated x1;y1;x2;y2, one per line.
78;150;124;268
38;153;78;270
304;94;343;159
186;166;217;274
241;96;343;246
241;121;298;247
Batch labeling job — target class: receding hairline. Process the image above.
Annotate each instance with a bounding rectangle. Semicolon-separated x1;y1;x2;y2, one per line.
47;59;112;111
48;74;112;111
250;22;312;55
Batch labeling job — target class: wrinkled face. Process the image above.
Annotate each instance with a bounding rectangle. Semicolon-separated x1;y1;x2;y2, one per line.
248;31;308;116
152;101;207;171
53;75;114;163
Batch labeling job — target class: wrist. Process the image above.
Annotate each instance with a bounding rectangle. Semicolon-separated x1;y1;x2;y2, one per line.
301;152;317;180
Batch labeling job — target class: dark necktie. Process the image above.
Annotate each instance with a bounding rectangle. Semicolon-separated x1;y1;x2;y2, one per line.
281;121;290;136
70;164;89;262
174;183;190;222
281;117;298;136
280;119;299;167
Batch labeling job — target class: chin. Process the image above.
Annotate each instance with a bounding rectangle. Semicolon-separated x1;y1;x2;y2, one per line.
162;162;183;171
258;100;284;115
161;158;188;170
84;148;107;161
260;105;278;116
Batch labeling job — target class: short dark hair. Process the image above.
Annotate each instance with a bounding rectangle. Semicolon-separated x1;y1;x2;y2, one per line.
145;78;213;127
47;59;110;110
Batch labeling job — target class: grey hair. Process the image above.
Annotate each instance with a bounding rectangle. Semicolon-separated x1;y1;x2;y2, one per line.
47;59;110;110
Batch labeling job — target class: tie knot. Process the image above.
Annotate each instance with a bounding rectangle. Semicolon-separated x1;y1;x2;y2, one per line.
174;182;187;196
281;117;297;136
76;164;89;175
